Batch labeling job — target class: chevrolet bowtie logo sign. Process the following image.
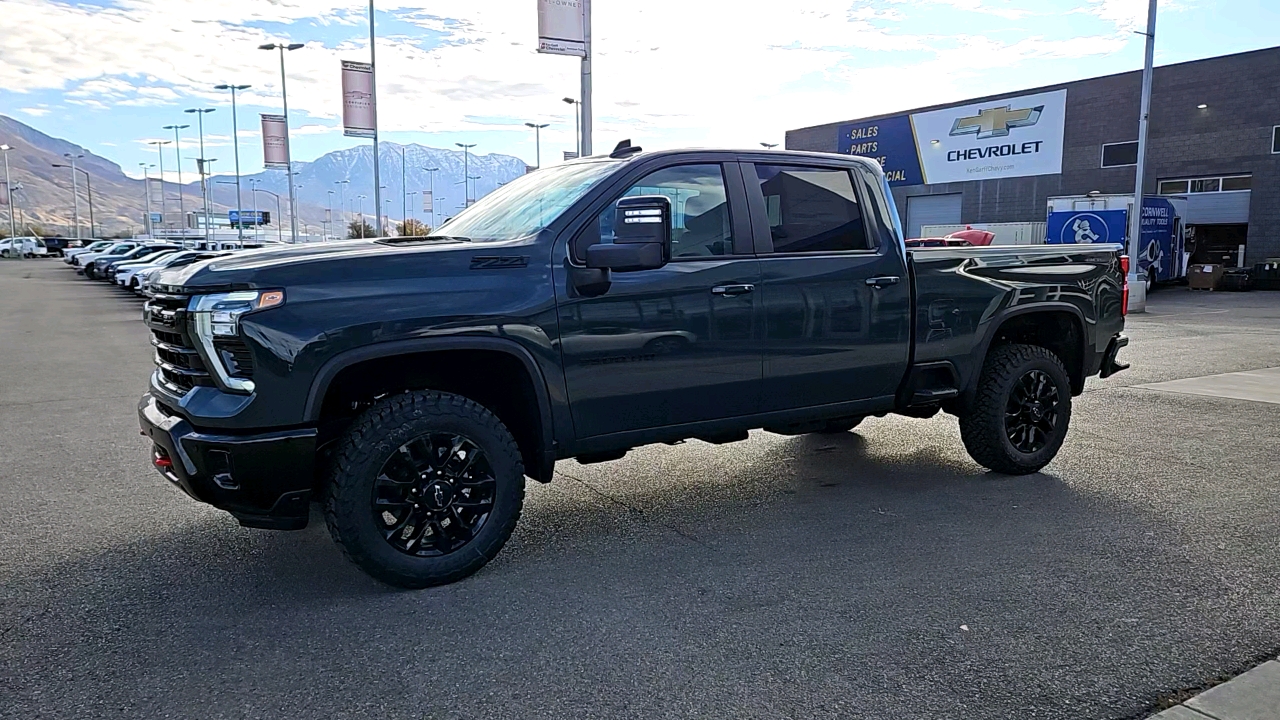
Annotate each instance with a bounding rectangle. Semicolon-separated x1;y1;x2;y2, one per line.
949;104;1045;139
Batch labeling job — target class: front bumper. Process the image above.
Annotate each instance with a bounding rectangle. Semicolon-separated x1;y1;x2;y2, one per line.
138;393;317;530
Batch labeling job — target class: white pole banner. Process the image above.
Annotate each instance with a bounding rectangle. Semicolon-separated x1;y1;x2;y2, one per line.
422;191;433;213
341;60;377;139
260;114;290;169
537;0;585;57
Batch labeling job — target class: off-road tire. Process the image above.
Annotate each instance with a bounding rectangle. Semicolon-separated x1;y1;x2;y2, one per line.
958;343;1072;475
816;416;865;434
325;390;525;588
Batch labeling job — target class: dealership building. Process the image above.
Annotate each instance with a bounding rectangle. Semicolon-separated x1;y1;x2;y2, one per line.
786;46;1280;266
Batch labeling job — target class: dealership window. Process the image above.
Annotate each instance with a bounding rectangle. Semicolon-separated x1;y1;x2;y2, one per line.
1101;141;1138;168
1158;174;1251;195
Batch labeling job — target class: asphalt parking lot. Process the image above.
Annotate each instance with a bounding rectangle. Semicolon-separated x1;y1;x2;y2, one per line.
2;260;1278;720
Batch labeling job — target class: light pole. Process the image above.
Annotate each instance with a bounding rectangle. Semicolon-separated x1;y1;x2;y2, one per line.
366;0;383;237
327;189;335;240
400;145;407;229
248;178;262;240
335;179;349;237
214;83;251;240
139;163;155;236
525;122;549;168
163;124;190;232
53;162;94;238
357;195;367;238
455;143;475;205
200;159;217;236
149;140;171;230
0;144;14;240
458;175;480;206
1126;0;1157;315
423;167;438;229
253;186;283;244
406;191;417;232
760;142;778;149
60;153;84;238
185;107;216;239
259;42;304;243
562;98;581;156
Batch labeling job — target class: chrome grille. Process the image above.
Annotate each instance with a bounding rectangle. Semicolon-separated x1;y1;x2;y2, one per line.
143;292;214;394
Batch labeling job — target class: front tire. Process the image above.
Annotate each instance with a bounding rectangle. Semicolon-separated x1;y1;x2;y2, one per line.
958;343;1072;475
325;390;525;588
1146;268;1156;293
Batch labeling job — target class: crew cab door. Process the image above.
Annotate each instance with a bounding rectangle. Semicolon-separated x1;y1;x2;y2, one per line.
742;159;911;413
554;160;762;438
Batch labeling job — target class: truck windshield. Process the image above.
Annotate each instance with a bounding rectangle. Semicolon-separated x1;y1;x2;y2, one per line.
424;160;621;243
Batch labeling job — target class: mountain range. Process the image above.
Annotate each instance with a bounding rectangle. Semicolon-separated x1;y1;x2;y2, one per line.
0;114;532;237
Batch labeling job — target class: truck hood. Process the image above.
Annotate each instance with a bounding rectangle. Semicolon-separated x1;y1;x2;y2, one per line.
158;237;488;292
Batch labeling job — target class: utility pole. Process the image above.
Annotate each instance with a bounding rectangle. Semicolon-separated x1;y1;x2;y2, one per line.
215;84;251;240
525;122;549;168
423;167;438;229
580;0;592;156
150;140;170;231
140;163;155;236
1127;0;1157;314
164;124;190;233
1;145;15;240
63;153;84;239
369;0;383;236
455;143;475;205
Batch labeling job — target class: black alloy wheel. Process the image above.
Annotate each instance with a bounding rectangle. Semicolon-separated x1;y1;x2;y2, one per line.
1004;369;1060;454
958;343;1073;475
373;433;497;557
325;390;525;588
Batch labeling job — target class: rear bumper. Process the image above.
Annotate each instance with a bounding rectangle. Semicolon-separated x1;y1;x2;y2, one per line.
1099;334;1130;379
138;393;317;530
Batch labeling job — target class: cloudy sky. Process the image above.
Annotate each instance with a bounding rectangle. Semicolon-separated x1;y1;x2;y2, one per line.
1;0;1275;183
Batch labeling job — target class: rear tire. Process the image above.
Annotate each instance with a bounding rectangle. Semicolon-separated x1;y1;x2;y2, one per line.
1146;268;1156;293
325;390;525;589
958;343;1072;475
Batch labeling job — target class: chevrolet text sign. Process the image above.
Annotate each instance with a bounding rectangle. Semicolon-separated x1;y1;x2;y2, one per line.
838;89;1067;186
537;0;585;56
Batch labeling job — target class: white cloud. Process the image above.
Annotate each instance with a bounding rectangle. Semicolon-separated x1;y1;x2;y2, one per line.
0;0;1148;154
19;106;50;117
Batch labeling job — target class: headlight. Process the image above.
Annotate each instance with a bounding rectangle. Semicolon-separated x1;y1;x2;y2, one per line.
191;290;284;337
188;290;284;394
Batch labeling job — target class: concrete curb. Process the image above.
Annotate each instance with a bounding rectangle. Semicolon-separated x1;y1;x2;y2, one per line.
1148;660;1280;720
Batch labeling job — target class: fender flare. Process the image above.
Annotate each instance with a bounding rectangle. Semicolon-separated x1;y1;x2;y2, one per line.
303;337;558;481
964;301;1089;396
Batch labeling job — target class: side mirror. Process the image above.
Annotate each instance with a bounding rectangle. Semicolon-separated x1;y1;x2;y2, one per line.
585;195;671;272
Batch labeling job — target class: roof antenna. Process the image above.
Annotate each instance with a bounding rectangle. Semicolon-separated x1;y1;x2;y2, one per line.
610;139;642;158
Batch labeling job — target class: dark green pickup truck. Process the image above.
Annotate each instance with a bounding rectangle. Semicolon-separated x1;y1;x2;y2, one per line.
139;144;1130;588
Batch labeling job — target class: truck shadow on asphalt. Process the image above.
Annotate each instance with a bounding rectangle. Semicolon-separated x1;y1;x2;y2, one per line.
2;427;1258;719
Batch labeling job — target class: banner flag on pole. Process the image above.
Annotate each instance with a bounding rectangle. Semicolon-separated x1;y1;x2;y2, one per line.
422;191;433;213
260;114;290;169
537;0;585;56
341;60;377;139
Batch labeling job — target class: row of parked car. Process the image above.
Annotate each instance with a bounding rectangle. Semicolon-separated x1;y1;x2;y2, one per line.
62;239;234;296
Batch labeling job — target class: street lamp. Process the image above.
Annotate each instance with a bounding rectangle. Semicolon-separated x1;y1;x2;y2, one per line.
163;124;190;233
59;153;85;238
148;140;171;230
524;122;549;169
247;178;263;240
252;185;284;244
259;42;304;243
335;179;349;237
760;142;778;149
185;107;216;239
214;83;251;240
327;189;336;240
53;161;95;238
0;144;15;240
563;98;581;157
423;167;438;229
455;143;476;205
356;194;367;238
139;163;155;236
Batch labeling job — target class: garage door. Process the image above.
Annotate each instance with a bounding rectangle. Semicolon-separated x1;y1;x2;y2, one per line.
905;193;962;239
1185;191;1250;225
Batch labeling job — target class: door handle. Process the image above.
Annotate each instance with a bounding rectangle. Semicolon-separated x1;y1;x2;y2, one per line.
711;284;755;297
865;276;900;289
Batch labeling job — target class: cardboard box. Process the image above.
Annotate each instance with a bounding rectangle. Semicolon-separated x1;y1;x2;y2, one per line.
1188;264;1225;290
